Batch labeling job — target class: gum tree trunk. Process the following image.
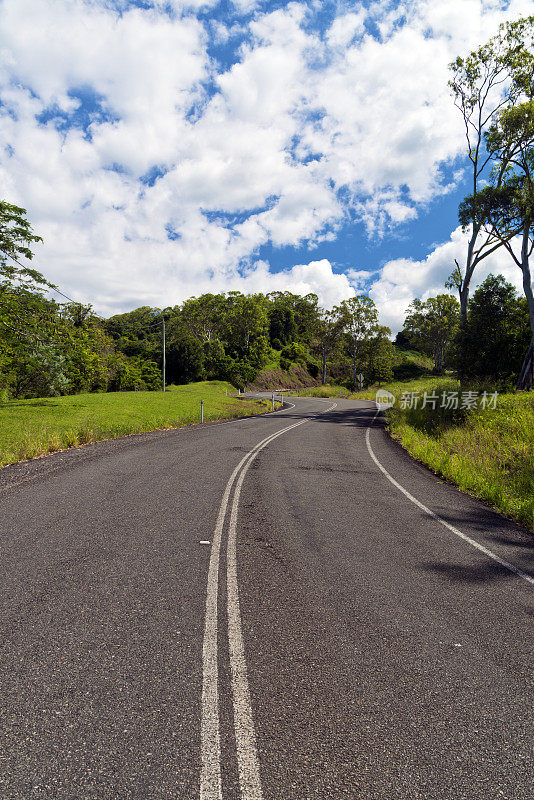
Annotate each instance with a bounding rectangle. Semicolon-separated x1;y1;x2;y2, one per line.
516;225;534;391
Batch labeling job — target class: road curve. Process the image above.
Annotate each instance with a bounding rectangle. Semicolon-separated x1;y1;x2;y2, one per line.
0;396;532;799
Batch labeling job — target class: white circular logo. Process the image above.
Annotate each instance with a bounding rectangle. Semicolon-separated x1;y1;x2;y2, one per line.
375;389;395;410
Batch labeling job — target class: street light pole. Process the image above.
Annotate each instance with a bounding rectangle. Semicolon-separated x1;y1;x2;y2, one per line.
162;317;166;392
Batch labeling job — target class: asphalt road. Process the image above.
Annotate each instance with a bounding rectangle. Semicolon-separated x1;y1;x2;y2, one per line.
0;396;532;799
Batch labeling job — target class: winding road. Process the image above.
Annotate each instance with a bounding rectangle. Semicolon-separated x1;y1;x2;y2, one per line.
0;396;532;799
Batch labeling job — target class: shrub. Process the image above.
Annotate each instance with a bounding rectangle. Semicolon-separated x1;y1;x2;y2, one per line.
280;342;308;367
228;360;257;390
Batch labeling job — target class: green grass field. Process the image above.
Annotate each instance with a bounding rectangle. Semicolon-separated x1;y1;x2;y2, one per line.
298;378;534;530
0;381;273;467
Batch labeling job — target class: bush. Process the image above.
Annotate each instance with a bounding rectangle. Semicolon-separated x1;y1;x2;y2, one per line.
279;357;291;371
280;342;308;367
10;344;70;398
141;360;162;391
109;360;145;391
393;361;428;380
228;360;257;390
166;333;204;384
280;341;320;377
203;340;233;381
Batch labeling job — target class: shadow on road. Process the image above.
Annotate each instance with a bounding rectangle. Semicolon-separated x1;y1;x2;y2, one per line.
419;560;520;585
283;399;534;588
274;403;380;429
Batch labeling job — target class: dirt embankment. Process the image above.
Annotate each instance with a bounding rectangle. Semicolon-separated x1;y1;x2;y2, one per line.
248;365;320;391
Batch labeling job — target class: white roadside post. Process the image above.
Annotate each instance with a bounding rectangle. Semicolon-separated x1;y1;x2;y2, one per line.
201;399;204;423
271;392;274;411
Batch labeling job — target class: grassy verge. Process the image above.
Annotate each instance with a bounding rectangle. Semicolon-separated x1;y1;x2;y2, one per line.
298;378;534;530
295;385;354;398
296;376;445;400
384;379;534;530
0;381;274;468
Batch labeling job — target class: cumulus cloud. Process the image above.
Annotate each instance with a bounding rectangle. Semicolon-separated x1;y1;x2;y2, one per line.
369;227;526;333
327;11;366;49
0;0;532;319
242;259;356;308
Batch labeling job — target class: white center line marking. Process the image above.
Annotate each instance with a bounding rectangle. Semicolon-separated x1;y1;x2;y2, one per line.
365;409;534;588
200;400;337;800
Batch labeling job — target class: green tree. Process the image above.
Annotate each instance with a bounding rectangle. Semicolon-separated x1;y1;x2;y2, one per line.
59;303;118;393
365;326;394;386
403;294;460;372
180;295;225;343
166;332;205;385
460;274;531;382
7;341;69;398
266;292;320;345
334;296;379;388
447;16;534;325
0;200;45;289
105;306;163;360
221;292;269;366
268;304;297;347
461;100;534;387
203;339;233;380
0;201;52;394
0;288;71;398
312;310;342;385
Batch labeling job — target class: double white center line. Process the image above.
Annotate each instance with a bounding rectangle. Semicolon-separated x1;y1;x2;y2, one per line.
200;404;337;799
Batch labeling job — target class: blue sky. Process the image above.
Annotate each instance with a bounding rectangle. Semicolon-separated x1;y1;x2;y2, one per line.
0;0;531;331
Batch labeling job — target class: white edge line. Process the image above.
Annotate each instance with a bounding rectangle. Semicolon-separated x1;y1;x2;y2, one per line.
365;408;534;588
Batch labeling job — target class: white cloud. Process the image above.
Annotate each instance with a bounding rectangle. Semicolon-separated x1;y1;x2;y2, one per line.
369;226;526;333
230;0;259;13
242;259;356;308
346;268;375;290
0;0;531;321
326;10;366;49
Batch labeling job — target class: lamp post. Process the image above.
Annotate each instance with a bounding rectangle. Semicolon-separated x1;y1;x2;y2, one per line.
162;317;166;392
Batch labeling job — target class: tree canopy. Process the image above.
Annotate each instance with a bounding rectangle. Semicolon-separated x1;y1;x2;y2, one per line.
447;15;534;332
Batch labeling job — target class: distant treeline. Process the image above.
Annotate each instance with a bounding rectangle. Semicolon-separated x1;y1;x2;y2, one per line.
396;275;532;387
0;288;396;398
2;273;531;401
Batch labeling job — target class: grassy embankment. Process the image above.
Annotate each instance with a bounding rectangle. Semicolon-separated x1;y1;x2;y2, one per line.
298;377;534;531
0;380;274;468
